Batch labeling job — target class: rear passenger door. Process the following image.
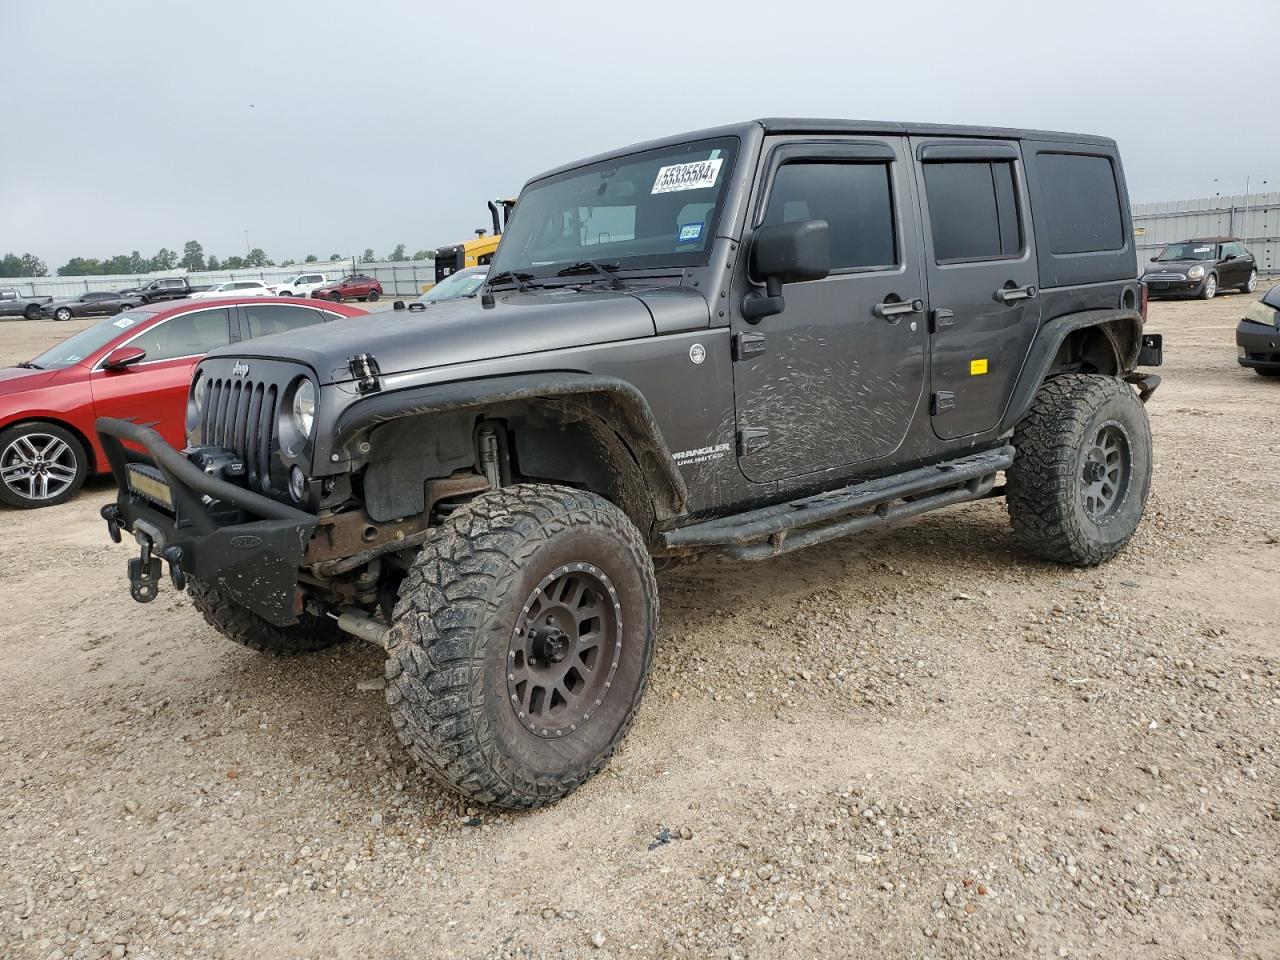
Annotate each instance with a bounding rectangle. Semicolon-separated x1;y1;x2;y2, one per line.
913;140;1039;441
241;302;332;341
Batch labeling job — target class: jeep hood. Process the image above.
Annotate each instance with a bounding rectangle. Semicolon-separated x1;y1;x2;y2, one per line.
211;287;708;384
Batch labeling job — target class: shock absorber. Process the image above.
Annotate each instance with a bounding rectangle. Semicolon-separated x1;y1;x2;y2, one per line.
479;428;500;489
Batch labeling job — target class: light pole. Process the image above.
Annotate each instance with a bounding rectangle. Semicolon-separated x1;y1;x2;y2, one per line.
1242;176;1267;236
1213;177;1269;238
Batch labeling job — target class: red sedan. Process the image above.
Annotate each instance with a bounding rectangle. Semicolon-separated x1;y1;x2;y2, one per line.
0;297;367;509
311;274;382;303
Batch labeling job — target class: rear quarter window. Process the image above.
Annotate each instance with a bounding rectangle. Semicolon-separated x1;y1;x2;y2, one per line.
1036;153;1124;255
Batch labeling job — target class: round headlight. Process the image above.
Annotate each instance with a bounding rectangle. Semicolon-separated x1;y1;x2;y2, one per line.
1187;265;1205;279
292;379;316;438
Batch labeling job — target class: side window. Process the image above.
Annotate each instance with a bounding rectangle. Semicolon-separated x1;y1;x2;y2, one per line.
127;308;231;363
243;303;326;340
1033;153;1124;255
922;161;1022;262
761;161;897;271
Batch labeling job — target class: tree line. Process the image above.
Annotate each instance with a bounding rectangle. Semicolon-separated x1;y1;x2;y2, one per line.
0;242;436;279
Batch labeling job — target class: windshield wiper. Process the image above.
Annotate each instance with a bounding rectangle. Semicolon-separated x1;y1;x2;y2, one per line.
15;361;42;369
486;270;538;292
556;260;624;290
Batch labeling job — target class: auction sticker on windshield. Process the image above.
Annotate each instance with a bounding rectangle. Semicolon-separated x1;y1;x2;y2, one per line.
652;158;723;194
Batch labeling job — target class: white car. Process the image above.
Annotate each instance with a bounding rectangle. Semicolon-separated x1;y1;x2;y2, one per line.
189;280;277;300
270;273;330;297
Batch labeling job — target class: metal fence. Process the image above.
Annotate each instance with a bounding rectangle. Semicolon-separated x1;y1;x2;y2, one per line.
0;259;440;299
4;190;1276;294
1133;191;1277;275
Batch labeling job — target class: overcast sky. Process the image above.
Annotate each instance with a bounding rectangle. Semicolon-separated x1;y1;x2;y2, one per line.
2;0;1276;270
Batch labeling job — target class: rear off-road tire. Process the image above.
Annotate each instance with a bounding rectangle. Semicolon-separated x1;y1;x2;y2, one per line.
385;484;658;809
187;577;347;654
1007;374;1152;566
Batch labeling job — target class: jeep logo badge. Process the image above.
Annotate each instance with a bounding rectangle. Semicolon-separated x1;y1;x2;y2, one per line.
689;343;706;365
229;535;262;549
232;361;250;377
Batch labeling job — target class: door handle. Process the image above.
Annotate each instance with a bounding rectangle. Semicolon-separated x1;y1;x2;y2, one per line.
995;284;1038;303
872;297;924;323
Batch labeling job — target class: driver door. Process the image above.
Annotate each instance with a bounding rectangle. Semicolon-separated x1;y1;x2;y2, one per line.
90;307;234;449
732;137;927;483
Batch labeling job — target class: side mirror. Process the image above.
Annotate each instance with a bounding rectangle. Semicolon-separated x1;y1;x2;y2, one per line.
1222;253;1237;262
102;345;146;370
1150;256;1159;262
407;301;427;312
743;219;830;323
393;299;406;311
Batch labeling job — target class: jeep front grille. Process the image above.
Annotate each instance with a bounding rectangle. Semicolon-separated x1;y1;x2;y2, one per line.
200;376;280;493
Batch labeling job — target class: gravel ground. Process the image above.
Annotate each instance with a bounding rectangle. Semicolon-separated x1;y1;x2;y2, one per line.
1;291;1278;960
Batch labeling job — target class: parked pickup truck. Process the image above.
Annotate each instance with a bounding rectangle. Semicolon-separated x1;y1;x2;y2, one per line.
0;288;54;321
119;277;207;304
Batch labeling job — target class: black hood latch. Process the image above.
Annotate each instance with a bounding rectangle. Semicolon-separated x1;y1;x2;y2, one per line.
348;353;382;394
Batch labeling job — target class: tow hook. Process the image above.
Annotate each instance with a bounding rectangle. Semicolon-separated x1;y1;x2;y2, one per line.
128;537;162;603
100;504;122;544
162;545;187;592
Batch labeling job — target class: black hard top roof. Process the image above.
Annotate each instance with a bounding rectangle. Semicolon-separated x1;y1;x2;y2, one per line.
755;117;1115;144
530;118;1117;183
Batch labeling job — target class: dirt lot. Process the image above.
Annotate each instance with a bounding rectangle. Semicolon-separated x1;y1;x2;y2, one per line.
1;294;1277;960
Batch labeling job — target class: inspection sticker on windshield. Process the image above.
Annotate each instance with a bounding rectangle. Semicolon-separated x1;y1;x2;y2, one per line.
652;158;723;194
113;317;136;328
1194;246;1213;253
677;222;703;243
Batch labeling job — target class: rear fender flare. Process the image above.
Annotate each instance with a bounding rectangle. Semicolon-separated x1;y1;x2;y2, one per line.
999;308;1143;433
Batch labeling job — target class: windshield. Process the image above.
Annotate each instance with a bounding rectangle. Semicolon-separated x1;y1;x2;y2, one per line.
28;312;147;369
420;270;487;302
489;136;740;280
1157;242;1219;261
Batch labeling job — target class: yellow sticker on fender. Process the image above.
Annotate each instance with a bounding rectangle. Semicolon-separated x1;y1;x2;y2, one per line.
970;358;989;376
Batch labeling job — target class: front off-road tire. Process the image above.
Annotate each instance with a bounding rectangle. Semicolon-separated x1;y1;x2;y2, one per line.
187;577;346;654
1007;374;1152;566
385;484;658;809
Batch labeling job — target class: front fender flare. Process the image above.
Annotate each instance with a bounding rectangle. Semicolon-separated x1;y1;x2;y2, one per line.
329;372;688;518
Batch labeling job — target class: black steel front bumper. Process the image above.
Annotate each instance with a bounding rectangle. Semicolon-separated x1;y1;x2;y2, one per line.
1236;319;1280;371
96;417;316;626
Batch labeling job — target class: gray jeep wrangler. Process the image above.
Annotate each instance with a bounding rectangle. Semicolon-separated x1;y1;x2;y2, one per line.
98;118;1162;808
